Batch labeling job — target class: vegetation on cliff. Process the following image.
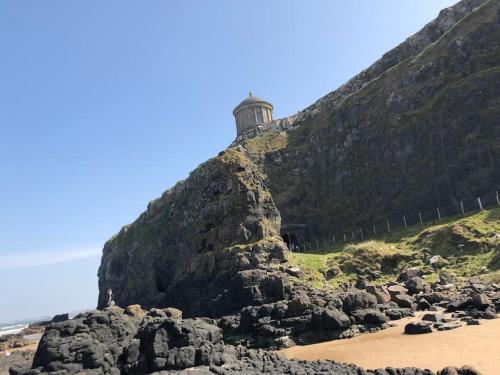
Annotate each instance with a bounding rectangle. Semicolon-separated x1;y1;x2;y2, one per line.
289;207;500;288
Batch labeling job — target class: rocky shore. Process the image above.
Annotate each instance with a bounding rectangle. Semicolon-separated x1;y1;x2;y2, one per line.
7;270;497;375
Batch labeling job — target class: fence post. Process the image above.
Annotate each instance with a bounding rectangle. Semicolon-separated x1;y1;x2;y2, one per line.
477;197;483;211
373;224;377;235
496;191;500;206
403;216;407;229
437;207;441;221
418;211;423;224
386;219;391;233
343;233;347;242
332;235;336;245
460;201;465;215
351;231;355;241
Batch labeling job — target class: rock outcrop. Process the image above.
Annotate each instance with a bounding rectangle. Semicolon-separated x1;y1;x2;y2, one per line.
11;308;478;375
98;147;287;316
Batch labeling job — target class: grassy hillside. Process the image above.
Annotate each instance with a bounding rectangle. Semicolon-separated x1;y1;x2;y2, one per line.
289;207;500;288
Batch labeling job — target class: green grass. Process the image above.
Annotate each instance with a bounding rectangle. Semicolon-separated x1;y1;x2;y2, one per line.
288;207;500;288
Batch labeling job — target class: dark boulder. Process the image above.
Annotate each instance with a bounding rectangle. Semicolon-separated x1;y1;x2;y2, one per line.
470;292;490;310
322;308;351;331
405;277;424;295
404;321;432;334
50;313;69;323
340;290;377;313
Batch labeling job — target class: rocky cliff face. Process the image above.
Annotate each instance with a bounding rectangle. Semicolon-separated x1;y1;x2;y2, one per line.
98;0;500;315
244;0;500;235
98;147;288;316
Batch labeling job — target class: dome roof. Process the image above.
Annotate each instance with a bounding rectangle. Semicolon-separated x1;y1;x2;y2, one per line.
233;92;273;114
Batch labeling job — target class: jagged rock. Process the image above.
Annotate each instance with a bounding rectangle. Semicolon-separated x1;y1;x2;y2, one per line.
392;292;415;309
398;268;421;282
438;273;455;285
470;292;490;310
287;294;311;316
322;308;351;331
125;304;145;319
387;284;408;297
483;306;497;319
285;266;303;278
406;277;425;295
384;308;415;320
341;290;377;313
355;276;368;289
422;313;444;322
421;292;446;305
351;309;389;325
50;313;69;323
404;321;433;334
366;285;391;304
163;307;183;319
417;298;432;311
447;297;472;312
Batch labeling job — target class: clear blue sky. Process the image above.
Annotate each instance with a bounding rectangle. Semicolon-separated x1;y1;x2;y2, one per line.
0;0;457;323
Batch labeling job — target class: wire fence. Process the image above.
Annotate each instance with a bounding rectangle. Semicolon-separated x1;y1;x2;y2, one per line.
286;190;500;253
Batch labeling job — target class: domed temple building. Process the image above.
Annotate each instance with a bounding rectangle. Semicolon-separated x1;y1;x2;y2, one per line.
233;92;273;136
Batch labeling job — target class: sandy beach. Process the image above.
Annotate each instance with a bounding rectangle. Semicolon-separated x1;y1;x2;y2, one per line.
282;314;500;375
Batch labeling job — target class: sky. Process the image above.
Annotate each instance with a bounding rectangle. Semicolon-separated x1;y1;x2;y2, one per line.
0;0;458;323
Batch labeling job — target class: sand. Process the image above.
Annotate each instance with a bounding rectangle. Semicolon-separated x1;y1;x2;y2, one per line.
282;314;500;375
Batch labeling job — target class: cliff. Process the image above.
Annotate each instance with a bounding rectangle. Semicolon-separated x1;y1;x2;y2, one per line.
98;147;288;316
98;0;500;315
243;0;500;235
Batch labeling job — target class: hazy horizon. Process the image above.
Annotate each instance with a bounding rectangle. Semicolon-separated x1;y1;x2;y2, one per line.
0;0;458;323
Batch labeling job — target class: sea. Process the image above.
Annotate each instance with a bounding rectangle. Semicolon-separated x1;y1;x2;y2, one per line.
0;316;50;337
0;322;31;337
0;310;91;337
